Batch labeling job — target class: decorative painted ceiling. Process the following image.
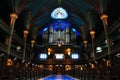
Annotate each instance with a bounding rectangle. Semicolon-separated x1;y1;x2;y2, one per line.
0;0;120;64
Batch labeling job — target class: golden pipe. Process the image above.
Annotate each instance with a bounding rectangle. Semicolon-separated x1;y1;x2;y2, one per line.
7;13;18;54
100;14;111;55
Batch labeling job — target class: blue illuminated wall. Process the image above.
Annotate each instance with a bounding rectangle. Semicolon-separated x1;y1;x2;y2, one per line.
40;20;80;36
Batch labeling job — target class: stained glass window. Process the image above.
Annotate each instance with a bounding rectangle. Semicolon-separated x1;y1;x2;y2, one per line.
71;53;79;59
55;54;64;59
39;53;47;60
51;7;68;19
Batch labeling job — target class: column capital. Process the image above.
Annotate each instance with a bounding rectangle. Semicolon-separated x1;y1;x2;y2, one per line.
23;30;29;34
100;14;108;20
90;31;95;35
83;40;88;44
10;13;18;19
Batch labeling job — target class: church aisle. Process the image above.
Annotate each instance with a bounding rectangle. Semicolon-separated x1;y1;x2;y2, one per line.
38;75;77;80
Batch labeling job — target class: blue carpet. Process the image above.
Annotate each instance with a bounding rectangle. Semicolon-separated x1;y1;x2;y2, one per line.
43;75;75;80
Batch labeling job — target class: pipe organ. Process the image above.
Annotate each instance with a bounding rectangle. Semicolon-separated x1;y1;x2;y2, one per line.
42;26;76;45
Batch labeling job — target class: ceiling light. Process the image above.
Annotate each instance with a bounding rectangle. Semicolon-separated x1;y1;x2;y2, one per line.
72;28;76;32
16;46;21;51
96;47;102;51
96;47;103;53
43;27;48;32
